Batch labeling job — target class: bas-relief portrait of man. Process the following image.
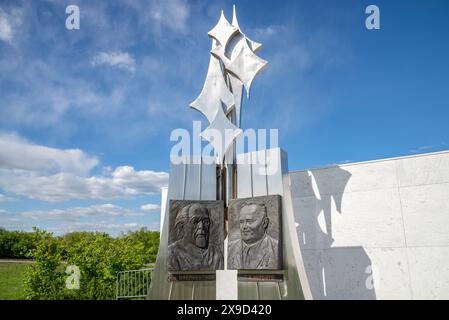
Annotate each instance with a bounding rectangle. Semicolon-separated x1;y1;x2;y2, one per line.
228;195;282;270
167;200;224;271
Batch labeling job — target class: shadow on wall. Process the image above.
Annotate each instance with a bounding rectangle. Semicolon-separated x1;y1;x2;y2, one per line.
291;166;376;300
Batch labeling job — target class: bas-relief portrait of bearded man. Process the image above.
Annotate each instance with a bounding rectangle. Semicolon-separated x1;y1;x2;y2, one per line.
228;195;282;270
167;201;224;271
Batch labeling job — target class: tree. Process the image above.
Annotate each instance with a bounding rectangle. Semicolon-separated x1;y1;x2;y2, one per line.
23;228;160;299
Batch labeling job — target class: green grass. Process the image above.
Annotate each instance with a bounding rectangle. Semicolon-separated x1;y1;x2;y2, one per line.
0;262;30;300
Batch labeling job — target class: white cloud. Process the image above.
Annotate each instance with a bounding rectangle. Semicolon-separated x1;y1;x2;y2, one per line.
146;0;189;33
0;217;155;235
0;132;98;175
0;166;168;202
409;144;440;154
140;203;161;212
252;25;277;39
0;8;21;43
1;202;161;235
0;209;23;228
0;193;12;202
0;9;12;42
0;1;196;138
0;54;129;130
92;52;136;72
42;221;148;235
122;0;189;34
0;133;169;201
21;204;144;220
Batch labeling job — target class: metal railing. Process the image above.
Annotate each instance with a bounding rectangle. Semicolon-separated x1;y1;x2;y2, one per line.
116;267;154;300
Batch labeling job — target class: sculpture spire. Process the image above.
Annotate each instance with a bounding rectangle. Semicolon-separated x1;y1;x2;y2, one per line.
189;7;267;163
232;5;240;29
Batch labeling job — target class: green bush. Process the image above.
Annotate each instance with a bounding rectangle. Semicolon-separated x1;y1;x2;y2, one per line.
124;228;160;264
23;229;65;299
23;227;159;300
0;228;36;259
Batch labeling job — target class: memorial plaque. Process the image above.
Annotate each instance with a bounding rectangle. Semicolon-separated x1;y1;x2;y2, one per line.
228;195;282;270
167;200;224;272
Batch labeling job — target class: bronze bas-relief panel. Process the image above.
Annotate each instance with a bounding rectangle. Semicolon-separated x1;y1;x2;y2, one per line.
168;200;224;272
227;195;282;270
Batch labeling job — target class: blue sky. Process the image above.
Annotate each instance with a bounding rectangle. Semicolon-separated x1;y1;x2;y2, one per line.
1;0;448;235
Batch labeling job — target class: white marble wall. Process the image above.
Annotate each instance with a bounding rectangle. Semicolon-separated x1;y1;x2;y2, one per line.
290;151;449;300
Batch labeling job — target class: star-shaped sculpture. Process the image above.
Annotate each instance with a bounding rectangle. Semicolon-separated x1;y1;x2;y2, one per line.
210;44;231;66
227;72;244;127
226;40;268;98
201;106;242;163
231;5;262;54
210;7;262;66
208;10;239;48
189;6;268;162
190;41;235;122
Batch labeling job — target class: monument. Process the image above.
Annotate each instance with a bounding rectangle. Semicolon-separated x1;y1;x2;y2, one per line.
148;6;311;300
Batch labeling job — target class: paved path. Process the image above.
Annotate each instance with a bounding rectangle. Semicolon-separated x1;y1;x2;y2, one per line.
0;259;34;263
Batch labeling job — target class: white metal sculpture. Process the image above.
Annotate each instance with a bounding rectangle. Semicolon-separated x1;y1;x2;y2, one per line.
190;6;268;163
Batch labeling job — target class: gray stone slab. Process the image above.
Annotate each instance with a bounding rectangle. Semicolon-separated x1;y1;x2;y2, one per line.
400;182;449;247
407;246;449;299
227;195;282;270
168;200;224;272
396;152;449;187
